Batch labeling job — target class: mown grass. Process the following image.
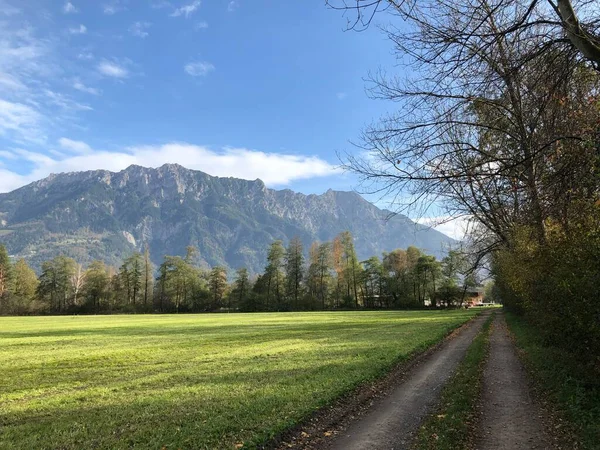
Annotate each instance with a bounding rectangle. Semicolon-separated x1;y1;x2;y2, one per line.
505;312;600;449
0;310;478;450
415;312;494;450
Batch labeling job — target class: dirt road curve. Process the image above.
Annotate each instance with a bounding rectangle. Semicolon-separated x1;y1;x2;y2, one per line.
476;315;553;450
324;311;492;450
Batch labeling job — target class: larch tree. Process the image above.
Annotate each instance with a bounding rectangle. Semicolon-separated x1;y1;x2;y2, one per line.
285;237;304;310
83;261;111;313
265;240;285;310
143;244;153;310
0;244;12;305
209;266;228;310
339;231;361;308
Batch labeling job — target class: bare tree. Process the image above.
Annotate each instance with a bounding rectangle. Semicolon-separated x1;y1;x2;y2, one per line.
329;0;600;267
71;263;86;307
327;0;600;67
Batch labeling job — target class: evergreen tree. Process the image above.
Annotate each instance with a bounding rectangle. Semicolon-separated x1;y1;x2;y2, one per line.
143;245;153;310
231;267;249;310
285;237;304;310
37;256;76;313
264;240;285;310
10;259;38;314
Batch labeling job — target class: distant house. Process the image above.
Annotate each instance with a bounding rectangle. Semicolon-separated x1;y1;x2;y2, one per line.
464;286;486;307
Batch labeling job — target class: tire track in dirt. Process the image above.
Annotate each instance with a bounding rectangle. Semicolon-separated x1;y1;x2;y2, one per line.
476;314;553;450
317;311;493;450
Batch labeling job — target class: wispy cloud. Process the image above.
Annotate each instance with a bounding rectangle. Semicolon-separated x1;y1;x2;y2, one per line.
103;1;125;15
77;51;94;60
73;79;101;96
0;142;341;193
68;24;87;35
227;1;238;12
184;60;214;77
44;89;93;111
129;22;151;38
0;8;95;147
416;216;471;240
58;137;92;154
0;99;44;143
0;72;26;92
0;1;20;16
63;1;78;14
170;0;201;18
98;60;129;78
0;150;18;159
151;0;171;9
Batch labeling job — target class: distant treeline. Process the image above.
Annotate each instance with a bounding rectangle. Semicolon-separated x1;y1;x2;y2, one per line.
0;232;480;315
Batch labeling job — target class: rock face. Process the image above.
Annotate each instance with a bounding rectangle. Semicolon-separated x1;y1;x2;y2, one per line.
0;164;454;273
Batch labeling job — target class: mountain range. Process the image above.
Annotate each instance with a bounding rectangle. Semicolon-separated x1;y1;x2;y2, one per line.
0;164;454;273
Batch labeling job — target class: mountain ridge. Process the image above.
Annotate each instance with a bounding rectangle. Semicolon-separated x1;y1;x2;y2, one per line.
0;164;454;273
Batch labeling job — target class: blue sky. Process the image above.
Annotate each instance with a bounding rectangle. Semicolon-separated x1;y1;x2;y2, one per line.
0;0;466;238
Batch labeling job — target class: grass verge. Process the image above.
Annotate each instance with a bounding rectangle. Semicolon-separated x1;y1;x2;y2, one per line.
414;312;494;450
505;312;600;449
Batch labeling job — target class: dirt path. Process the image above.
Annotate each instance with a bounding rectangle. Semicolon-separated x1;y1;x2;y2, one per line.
476;314;553;450
318;311;492;450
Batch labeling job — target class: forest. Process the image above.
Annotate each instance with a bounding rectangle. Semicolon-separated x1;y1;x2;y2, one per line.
0;231;480;315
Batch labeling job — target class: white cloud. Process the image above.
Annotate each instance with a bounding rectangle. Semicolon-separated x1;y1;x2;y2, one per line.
416;216;472;240
0;99;44;143
0;150;18;159
77;52;94;60
184;60;214;77
58;137;92;154
195;21;208;30
73;79;101;95
129;22;151;38
63;1;78;14
0;72;26;92
170;0;201;18
44;89;92;111
98;60;129;78
151;1;171;9
0;13;93;146
69;24;87;35
0;1;20;16
103;1;125;15
227;1;238;12
336;92;347;100
0;142;341;193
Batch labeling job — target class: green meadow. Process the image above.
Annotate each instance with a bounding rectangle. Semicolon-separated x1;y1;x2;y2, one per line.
1;310;477;449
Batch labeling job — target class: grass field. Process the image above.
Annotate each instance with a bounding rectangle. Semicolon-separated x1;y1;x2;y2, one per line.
1;310;478;449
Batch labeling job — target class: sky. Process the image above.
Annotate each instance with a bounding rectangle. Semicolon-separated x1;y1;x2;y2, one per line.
0;0;466;238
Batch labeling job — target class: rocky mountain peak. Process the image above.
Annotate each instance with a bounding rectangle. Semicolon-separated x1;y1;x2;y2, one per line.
0;165;454;273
